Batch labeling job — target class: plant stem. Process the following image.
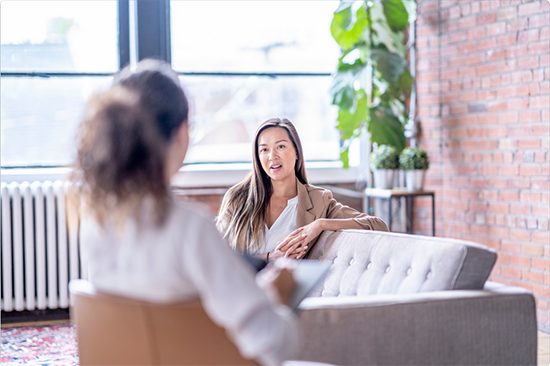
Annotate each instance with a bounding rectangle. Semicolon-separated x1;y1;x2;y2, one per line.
365;1;374;49
365;0;375;133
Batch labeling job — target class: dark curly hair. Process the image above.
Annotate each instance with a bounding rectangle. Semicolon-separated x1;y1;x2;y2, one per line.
71;60;189;227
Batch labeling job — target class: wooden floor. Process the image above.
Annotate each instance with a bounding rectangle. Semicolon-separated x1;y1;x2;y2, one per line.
2;320;550;364
1;318;70;328
539;330;550;366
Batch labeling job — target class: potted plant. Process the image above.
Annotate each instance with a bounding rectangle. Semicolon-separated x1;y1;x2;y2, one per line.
329;0;416;168
399;147;429;192
370;144;400;189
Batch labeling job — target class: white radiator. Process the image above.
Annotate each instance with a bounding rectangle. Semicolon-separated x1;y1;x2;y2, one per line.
1;181;84;312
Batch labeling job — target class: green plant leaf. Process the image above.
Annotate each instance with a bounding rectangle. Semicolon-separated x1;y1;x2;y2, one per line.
330;0;415;168
402;0;417;23
331;6;352;47
398;67;413;95
381;0;409;33
370;47;406;82
334;1;354;15
340;148;350;168
399;147;429;170
332;2;353;29
388;98;406;124
338;90;366;169
372;76;388;99
368;105;405;151
332;85;355;110
372;21;406;56
371;3;406;56
330;3;368;50
380;90;392;103
336;91;367;140
331;57;369;109
370;144;400;169
330;62;362;109
336;108;356;140
337;57;364;72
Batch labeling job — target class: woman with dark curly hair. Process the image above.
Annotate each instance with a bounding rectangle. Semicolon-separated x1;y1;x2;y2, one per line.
72;60;298;365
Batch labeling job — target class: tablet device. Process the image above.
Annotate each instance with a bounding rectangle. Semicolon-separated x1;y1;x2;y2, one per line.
240;254;268;272
281;259;331;309
243;255;331;309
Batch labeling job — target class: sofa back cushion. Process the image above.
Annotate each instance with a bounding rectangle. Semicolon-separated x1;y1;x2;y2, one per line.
306;230;496;297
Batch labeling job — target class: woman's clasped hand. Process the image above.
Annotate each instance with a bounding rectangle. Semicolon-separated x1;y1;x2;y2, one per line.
271;220;325;260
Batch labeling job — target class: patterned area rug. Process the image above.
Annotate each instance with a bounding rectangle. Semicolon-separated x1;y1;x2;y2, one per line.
1;324;78;365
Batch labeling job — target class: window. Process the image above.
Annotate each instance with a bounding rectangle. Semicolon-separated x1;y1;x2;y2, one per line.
1;1;118;73
172;0;341;164
171;1;338;74
1;1;118;167
2;1;347;178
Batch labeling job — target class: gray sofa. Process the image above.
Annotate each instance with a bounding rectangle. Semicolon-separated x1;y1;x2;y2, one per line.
296;230;537;365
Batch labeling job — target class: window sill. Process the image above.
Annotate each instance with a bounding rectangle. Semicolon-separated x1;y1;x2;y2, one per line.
1;162;361;188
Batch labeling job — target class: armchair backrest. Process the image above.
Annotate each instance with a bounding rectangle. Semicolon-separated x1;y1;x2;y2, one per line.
69;279;257;366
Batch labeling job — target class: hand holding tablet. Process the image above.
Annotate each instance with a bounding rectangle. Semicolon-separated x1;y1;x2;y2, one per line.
258;258;331;310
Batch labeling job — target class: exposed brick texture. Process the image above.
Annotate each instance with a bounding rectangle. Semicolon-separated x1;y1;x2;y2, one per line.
417;0;550;332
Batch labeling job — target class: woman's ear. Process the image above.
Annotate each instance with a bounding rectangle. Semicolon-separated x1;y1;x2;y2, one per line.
176;121;189;145
175;121;190;160
166;122;190;180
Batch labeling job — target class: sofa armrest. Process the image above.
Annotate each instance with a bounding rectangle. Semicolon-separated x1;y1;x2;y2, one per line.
296;286;536;365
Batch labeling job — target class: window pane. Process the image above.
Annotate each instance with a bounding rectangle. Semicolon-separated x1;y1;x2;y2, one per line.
1;76;339;167
1;1;118;73
182;75;339;164
171;1;340;73
1;77;112;167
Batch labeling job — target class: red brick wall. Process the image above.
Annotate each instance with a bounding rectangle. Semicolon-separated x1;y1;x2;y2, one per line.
416;0;550;331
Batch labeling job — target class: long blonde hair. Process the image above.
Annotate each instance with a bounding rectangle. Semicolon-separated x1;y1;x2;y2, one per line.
216;118;308;252
70;60;189;228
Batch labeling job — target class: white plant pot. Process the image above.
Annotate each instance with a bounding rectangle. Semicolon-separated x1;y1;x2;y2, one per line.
372;169;397;189
405;170;426;192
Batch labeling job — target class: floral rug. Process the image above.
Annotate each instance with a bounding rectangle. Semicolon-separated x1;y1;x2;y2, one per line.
1;324;78;365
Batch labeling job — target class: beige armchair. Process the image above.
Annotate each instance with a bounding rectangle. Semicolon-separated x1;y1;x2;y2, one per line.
69;279;258;366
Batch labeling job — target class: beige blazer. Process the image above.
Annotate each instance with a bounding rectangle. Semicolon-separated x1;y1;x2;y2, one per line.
219;181;389;252
296;181;389;246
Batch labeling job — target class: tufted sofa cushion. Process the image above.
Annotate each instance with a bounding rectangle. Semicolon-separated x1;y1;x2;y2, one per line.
306;230;497;297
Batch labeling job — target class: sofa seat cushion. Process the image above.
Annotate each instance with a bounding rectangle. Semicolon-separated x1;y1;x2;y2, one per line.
306;230;496;297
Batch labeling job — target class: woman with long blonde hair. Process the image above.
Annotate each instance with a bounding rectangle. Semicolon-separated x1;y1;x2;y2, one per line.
217;118;388;262
71;61;298;365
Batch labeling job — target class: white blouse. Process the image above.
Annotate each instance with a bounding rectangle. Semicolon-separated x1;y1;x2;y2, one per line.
253;196;298;255
80;200;298;365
